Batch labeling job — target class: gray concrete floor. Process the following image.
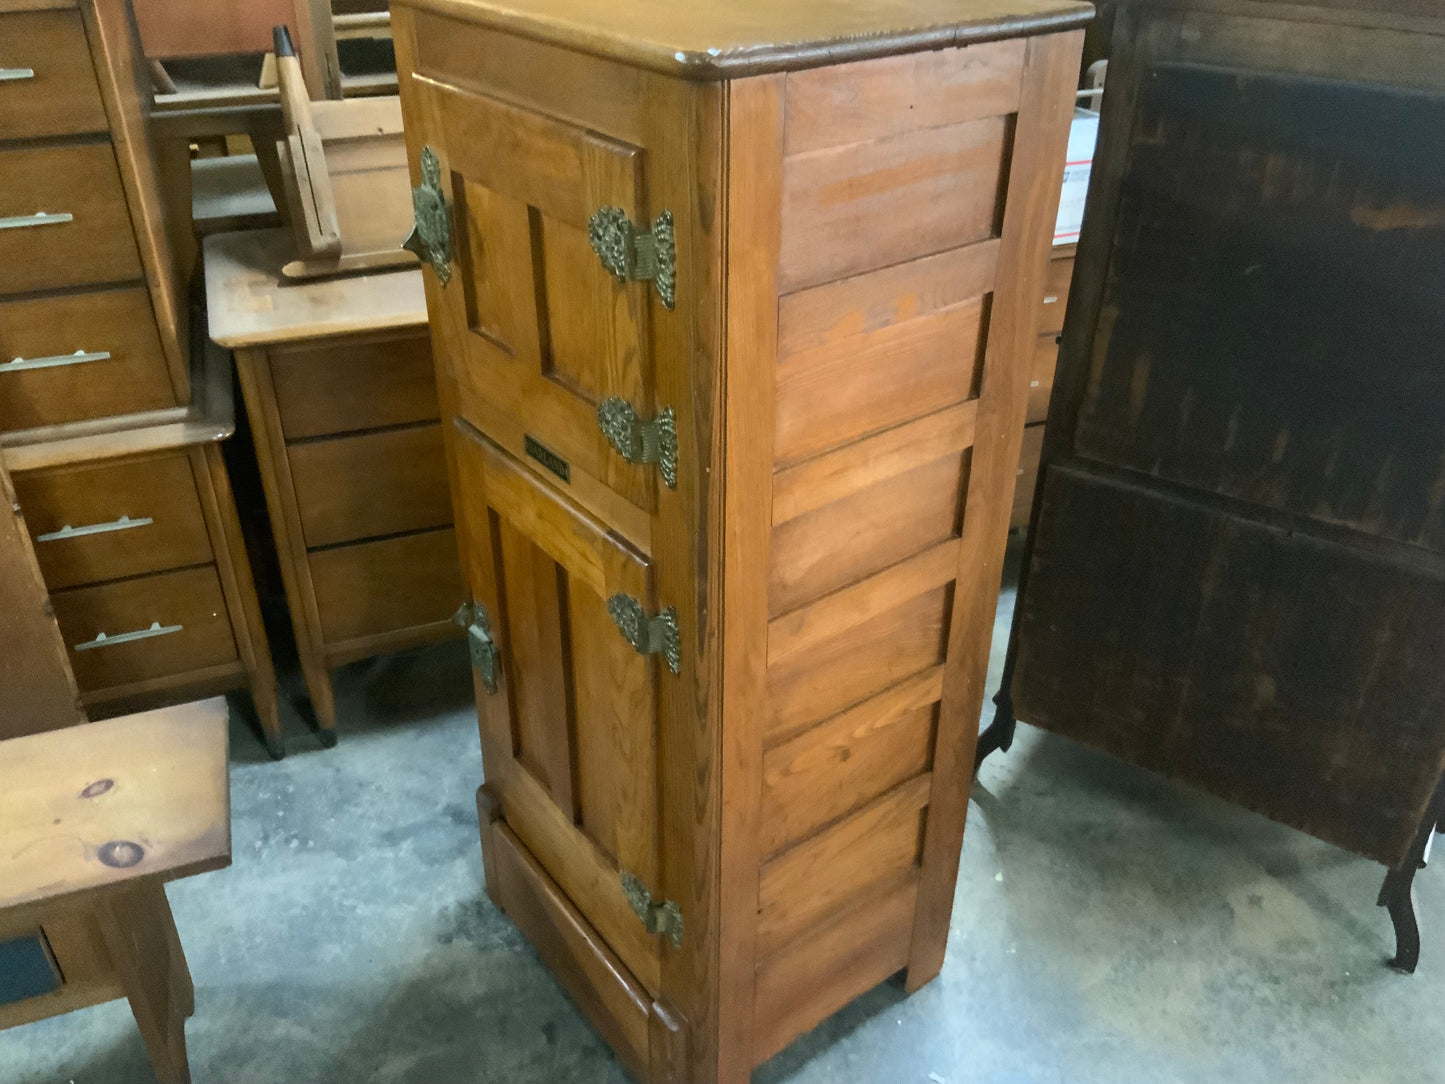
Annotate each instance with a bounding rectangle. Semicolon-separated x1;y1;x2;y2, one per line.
6;552;1444;1084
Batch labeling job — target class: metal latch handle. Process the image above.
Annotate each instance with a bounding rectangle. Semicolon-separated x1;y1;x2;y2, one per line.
597;398;677;489
621;871;683;949
607;594;679;675
587;207;676;310
453;602;500;693
404;145;453;284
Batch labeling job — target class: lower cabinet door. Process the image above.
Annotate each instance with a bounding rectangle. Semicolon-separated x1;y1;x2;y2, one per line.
451;420;666;995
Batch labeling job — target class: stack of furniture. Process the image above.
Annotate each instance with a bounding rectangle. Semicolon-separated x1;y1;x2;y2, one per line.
206;228;465;744
986;0;1445;973
391;0;1090;1077
0;0;278;753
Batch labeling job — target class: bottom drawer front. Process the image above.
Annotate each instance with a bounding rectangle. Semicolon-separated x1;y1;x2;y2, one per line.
309;527;465;644
0;288;177;434
52;566;238;693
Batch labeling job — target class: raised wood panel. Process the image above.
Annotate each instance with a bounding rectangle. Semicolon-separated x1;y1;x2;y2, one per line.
775;300;985;465
0;141;141;295
756;774;930;956
0;10;108;140
0;288;175;434
15;453;211;591
288;424;453;549
760;666;941;855
308;527;466;644
491;823;652;1082
777;117;1009;293
51;565;239;693
767;582;952;744
783;38;1025;155
769;453;965;618
753;876;918;1063
270;334;438;440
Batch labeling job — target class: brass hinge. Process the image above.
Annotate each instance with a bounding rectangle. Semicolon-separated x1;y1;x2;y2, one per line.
587;207;676;309
597;398;677;488
621;871;683;949
452;602;500;693
403;145;453;285
607;594;680;675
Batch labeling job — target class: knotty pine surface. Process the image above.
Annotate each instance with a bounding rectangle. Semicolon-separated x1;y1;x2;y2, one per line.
3;554;1443;1083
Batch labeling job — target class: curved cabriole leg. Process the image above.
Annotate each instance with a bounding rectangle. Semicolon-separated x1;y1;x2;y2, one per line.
1378;776;1445;974
973;689;1018;773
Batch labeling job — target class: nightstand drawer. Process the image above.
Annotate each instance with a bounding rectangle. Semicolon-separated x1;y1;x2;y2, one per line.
309;527;465;644
52;566;239;694
270;332;437;440
0;141;141;295
15;452;212;592
288;424;452;549
0;10;108;141
0;287;177;433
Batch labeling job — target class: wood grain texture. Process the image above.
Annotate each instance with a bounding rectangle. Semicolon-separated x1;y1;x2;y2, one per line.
0;9;107;138
0;699;230;911
309;527;466;644
1011;424;1044;528
907;28;1082;991
270;333;438;439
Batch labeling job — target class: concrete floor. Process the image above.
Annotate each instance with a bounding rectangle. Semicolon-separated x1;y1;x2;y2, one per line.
6;556;1444;1084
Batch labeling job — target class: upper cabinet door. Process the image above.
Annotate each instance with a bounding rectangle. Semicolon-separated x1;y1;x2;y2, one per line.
450;420;667;995
403;74;674;527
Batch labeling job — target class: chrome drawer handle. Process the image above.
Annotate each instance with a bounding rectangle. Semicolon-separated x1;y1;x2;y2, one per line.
37;514;153;543
2;349;111;373
0;68;35;82
74;621;183;652
0;211;73;230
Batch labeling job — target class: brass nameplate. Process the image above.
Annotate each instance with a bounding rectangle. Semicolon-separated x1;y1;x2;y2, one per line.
525;435;570;483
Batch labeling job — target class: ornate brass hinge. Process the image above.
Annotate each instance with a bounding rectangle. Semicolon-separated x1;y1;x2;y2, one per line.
621;871;683;949
597;398;677;488
607;594;680;675
403;145;453;285
587;207;676;309
452;602;500;693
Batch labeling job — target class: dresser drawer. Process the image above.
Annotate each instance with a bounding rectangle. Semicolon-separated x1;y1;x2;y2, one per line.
0;287;176;433
15;452;212;592
270;332;438;440
0;10;108;140
0;142;141;295
309;527;465;644
288;423;452;549
52;565;239;693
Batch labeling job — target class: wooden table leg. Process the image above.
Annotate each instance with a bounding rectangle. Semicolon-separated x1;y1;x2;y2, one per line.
97;881;195;1084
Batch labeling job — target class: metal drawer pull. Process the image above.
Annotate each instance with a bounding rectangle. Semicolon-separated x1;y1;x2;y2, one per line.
452;601;500;693
597;398;677;488
37;514;152;543
0;68;35;82
0;211;73;230
403;145;452;285
75;621;182;652
2;349;111;373
588;207;676;310
607;594;680;675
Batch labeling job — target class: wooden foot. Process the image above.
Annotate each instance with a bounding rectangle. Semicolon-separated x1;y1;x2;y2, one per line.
297;656;338;747
973;689;1017;773
97;881;194;1084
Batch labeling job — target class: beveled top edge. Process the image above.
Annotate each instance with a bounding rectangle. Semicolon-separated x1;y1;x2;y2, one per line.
394;0;1094;80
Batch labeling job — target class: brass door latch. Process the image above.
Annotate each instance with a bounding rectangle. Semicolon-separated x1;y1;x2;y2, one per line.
452;601;500;693
587;207;676;309
607;594;680;675
404;145;453;284
597;398;677;488
621;871;683;949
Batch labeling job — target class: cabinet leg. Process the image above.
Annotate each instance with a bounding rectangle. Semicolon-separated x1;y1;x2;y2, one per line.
297;654;338;748
1377;775;1445;974
97;881;195;1084
973;689;1017;773
252;680;285;760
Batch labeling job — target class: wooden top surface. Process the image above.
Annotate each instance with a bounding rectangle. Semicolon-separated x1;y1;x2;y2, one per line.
204;229;428;348
396;0;1093;78
0;699;231;912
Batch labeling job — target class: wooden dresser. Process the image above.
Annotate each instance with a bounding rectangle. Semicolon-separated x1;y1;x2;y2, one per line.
0;0;279;753
1013;242;1076;528
205;229;466;745
989;0;1445;972
392;0;1089;1079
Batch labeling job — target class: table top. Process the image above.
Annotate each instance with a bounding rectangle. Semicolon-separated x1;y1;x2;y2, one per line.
0;699;231;913
397;0;1093;79
205;228;428;349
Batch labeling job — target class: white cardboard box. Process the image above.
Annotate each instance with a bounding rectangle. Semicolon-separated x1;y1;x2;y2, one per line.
1054;108;1100;245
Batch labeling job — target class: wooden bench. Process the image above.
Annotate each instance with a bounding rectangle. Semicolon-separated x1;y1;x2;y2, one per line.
0;699;230;1084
